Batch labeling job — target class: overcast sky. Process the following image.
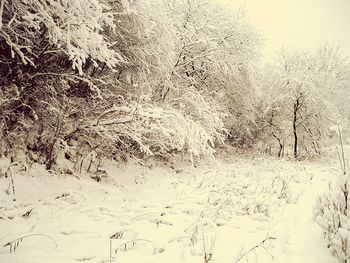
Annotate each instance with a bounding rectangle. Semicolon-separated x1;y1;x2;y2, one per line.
221;0;350;60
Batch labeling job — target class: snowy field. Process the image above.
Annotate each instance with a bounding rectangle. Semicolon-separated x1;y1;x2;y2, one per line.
0;155;343;263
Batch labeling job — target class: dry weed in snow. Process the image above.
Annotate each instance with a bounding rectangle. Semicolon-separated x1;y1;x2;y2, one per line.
0;157;341;263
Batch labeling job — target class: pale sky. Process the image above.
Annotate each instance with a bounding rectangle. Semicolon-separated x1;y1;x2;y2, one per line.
221;0;350;60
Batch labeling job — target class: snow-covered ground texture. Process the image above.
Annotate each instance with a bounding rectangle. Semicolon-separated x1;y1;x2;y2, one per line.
0;155;342;263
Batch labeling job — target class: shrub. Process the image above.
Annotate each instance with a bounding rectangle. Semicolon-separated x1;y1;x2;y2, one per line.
314;171;350;263
88;99;223;161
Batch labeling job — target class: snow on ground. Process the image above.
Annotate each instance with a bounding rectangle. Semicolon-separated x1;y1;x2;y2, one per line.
0;155;341;263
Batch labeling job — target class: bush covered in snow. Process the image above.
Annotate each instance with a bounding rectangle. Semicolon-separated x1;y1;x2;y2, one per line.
0;0;126;169
88;99;223;159
314;169;350;262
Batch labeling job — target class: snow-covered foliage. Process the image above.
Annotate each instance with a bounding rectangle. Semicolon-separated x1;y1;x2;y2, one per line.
172;88;226;144
89;100;222;160
0;0;129;169
0;0;262;169
251;46;349;157
154;0;261;148
0;0;120;73
315;170;350;263
0;0;348;172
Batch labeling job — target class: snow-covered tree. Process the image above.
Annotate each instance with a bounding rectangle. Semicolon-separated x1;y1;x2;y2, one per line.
154;0;261;148
250;67;291;156
0;0;165;168
254;46;349;158
281;46;348;157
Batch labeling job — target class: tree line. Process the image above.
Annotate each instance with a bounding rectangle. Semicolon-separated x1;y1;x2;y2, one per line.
0;0;348;172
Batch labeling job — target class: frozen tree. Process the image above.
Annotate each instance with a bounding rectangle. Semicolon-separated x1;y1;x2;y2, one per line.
0;0;125;167
0;0;120;73
155;0;262;148
254;46;349;158
1;0;242;169
330;71;350;125
282;46;348;157
250;67;290;156
0;0;170;168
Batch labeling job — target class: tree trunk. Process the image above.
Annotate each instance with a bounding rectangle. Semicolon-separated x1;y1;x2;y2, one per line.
293;98;300;159
272;132;283;158
278;143;283;158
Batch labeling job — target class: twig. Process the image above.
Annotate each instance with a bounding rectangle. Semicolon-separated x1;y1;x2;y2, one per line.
110;239;112;263
5;163;18;201
115;239;153;254
235;236;276;262
3;234;58;253
338;124;346;175
130;212;158;221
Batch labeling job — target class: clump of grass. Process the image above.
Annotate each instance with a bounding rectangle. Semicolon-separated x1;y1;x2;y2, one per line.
202;229;216;263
